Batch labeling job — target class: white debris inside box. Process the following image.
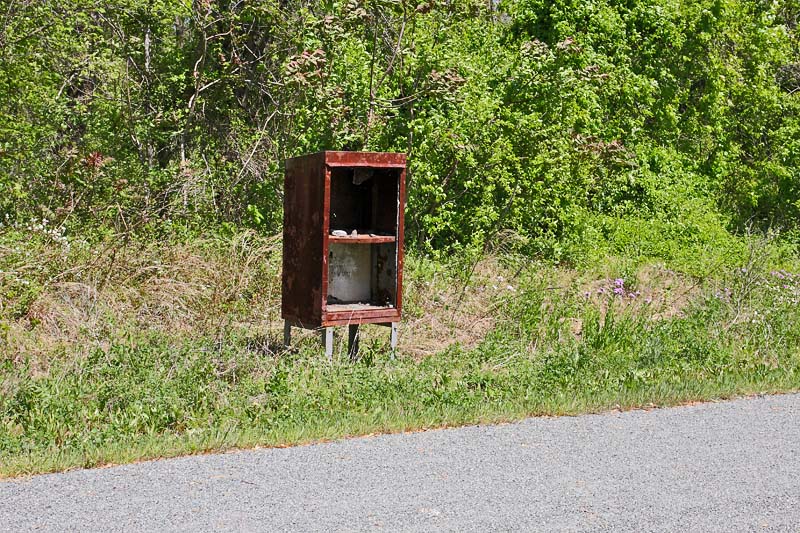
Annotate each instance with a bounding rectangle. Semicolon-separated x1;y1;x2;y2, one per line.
327;242;397;307
328;243;372;303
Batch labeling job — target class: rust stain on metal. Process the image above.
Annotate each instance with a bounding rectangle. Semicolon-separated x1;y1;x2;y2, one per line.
325;151;406;168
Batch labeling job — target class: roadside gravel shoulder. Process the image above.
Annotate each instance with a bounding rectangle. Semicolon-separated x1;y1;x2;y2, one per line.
2;394;799;532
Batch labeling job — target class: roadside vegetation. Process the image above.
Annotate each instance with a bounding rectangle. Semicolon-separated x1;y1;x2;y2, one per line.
2;227;798;477
1;0;799;476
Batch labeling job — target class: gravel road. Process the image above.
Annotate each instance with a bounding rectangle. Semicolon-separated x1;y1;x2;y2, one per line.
2;394;799;532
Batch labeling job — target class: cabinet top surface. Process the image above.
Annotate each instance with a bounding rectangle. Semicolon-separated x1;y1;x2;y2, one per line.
286;151;406;168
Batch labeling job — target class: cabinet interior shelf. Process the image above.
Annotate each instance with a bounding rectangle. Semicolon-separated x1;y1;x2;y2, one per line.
326;303;395;312
328;234;396;244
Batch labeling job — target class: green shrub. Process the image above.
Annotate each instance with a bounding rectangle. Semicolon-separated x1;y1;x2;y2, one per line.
1;0;798;255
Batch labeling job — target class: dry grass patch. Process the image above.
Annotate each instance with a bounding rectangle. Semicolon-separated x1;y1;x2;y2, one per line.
1;231;283;368
400;257;513;358
2;232;518;367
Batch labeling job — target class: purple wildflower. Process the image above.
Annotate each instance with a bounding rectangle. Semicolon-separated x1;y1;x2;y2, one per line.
613;287;624;295
614;278;624;287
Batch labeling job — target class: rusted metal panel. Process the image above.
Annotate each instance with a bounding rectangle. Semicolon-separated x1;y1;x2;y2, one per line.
281;151;406;331
282;152;325;327
321;164;332;317
323;309;401;326
325;151;406;168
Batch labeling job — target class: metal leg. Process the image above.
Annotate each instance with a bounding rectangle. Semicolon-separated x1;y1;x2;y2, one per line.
348;324;360;361
283;320;291;349
322;327;334;362
390;322;398;356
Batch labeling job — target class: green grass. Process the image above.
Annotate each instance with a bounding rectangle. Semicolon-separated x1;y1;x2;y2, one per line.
1;230;800;478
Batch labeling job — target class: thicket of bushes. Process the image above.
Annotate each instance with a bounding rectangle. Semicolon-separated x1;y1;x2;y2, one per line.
1;0;798;258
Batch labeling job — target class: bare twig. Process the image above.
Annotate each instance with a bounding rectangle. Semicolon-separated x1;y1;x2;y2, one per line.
234;109;279;185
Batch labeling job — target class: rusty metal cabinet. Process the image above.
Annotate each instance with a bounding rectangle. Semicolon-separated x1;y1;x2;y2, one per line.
281;151;406;358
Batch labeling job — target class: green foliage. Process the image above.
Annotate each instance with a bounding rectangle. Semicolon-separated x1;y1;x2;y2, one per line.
1;0;798;256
